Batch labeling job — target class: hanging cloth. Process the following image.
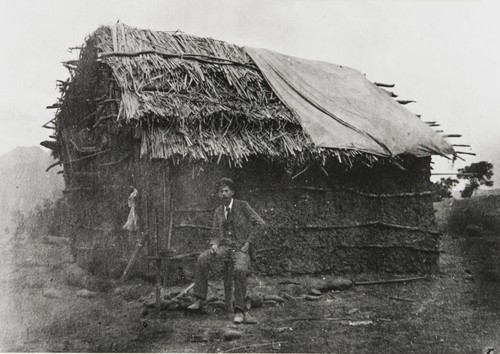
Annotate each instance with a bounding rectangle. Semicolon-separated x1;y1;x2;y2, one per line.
123;188;139;232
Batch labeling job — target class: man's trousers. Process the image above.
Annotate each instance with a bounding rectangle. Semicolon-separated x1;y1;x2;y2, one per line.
192;246;250;312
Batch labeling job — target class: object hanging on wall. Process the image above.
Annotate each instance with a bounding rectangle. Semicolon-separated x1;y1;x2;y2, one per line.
123;187;139;232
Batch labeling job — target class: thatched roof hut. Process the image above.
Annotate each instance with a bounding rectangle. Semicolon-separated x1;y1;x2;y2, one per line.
44;23;455;281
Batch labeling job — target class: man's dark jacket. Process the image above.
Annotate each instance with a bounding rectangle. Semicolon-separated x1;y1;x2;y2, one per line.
211;199;266;248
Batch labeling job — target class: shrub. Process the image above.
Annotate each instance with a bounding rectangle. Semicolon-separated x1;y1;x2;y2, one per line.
447;195;500;235
12;197;67;239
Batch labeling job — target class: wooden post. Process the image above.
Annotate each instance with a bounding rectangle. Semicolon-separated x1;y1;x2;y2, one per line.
165;162;174;285
155;257;162;316
154;210;161;316
167;211;173;250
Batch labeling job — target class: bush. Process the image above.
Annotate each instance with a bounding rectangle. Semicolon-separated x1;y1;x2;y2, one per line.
447;196;500;235
12;197;67;239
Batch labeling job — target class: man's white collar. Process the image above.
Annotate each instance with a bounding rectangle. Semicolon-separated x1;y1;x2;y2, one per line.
226;198;234;210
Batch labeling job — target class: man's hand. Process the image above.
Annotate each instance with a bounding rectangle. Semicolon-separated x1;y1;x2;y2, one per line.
210;243;218;254
241;242;250;253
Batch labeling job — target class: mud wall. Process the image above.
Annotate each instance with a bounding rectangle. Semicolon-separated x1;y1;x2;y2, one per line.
64;144;438;280
163;156;439;279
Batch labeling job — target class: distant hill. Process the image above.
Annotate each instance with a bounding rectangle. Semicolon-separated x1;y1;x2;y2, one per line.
0;146;64;230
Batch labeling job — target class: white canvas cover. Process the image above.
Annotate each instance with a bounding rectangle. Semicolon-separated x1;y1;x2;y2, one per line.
245;47;454;157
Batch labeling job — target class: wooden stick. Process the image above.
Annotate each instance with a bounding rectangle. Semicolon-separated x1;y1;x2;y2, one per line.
354;276;428;286
167;211;173;250
291;165;311;179
99;50;258;70
65;149;110;164
45;160;61;172
455;151;476;156
42;117;56;128
223;341;288;353
174;224;213;231
271;316;348;323
276;221;440;235
155;258;162;316
171;282;195;301
120;232;149;282
155;211;161;316
374;82;395;88
248;186;433;199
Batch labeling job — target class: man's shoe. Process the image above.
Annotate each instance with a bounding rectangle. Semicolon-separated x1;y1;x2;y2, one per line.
187;300;204;311
243;312;258;324
234;311;244;324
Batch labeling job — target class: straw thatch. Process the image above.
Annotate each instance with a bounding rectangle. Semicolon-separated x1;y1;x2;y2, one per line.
53;24;389;169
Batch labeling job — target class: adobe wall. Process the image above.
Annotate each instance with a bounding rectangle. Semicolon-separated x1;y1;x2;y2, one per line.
168;156;439;278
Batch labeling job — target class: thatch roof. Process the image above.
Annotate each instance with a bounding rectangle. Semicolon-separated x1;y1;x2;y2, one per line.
54;23;453;168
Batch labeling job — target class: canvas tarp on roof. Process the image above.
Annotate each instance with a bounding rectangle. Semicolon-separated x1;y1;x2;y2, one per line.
245;47;454;158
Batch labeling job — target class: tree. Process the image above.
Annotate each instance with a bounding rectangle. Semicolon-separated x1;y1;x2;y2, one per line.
432;177;459;202
457;161;494;198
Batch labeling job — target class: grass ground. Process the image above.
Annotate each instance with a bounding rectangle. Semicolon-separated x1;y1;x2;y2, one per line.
0;230;499;353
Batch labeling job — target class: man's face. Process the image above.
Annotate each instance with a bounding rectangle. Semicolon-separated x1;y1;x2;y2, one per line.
219;186;234;204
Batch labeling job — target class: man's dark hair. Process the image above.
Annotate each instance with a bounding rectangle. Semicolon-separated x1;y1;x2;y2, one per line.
217;177;235;191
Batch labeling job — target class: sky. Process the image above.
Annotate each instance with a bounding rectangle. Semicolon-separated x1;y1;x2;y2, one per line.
0;0;499;186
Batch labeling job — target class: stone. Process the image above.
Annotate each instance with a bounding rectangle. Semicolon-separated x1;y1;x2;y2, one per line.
309;288;322;296
347;308;360;315
304;295;321;301
348;320;373;326
264;294;285;303
263;300;278;307
42;288;63;299
325;276;353;291
223;329;243;341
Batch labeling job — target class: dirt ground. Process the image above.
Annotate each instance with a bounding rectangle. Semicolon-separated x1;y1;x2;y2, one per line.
0;230;499;353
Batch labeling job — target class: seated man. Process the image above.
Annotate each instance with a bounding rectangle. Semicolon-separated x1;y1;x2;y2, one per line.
188;178;266;324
